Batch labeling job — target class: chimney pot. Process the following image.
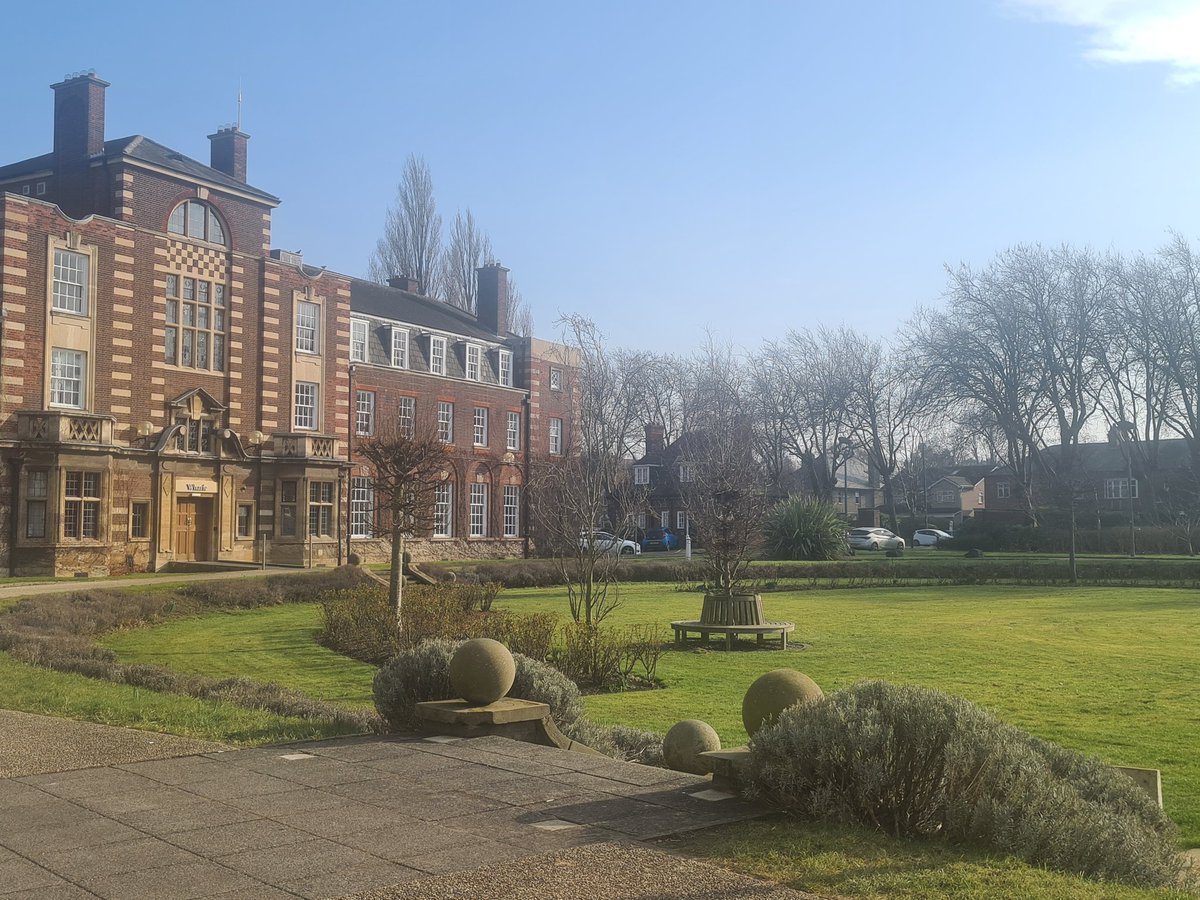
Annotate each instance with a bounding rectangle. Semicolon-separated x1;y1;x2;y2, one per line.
387;275;421;293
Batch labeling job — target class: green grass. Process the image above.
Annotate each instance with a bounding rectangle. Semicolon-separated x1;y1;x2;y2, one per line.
673;819;1193;899
0;652;361;745
492;582;1200;846
101;603;377;708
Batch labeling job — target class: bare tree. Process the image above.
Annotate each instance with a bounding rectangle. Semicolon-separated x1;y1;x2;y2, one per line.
506;277;534;337
527;315;644;626
442;209;493;313
367;155;443;297
355;413;451;625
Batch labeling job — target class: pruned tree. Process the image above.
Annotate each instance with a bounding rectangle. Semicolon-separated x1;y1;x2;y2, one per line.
506;277;534;337
367;154;443;297
355;412;451;625
683;419;769;595
527;315;645;626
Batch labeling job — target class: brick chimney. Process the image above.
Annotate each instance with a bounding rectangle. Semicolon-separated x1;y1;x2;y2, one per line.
51;71;109;167
476;262;509;336
387;275;421;293
645;424;665;456
208;126;249;182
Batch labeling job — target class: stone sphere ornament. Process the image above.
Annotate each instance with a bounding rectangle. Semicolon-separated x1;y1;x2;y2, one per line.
450;638;516;706
742;669;823;737
662;720;721;775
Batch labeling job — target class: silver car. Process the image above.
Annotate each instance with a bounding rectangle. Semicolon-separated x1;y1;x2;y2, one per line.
848;527;905;551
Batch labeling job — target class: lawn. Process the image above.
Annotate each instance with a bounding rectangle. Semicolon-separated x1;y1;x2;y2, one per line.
0;652;362;745
101;581;1200;847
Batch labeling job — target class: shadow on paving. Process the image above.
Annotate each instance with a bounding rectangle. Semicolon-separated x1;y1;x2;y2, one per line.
0;733;770;899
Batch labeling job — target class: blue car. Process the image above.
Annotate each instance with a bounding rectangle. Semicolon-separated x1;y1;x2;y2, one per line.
640;527;680;552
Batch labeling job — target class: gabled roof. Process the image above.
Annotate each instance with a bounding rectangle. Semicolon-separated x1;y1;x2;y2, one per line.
0;135;279;204
1043;438;1193;472
634;431;715;467
929;475;974;490
349;278;506;344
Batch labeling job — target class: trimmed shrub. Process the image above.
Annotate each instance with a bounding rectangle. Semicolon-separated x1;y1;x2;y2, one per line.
372;639;584;732
763;498;848;561
747;680;1184;887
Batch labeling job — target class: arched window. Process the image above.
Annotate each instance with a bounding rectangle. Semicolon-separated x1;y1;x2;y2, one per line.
167;200;227;245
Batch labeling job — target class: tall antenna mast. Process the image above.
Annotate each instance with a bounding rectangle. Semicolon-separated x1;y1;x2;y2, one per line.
237;81;243;130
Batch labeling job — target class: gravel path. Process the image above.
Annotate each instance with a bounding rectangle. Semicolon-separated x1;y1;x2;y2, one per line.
347;843;819;900
0;565;300;603
0;708;227;777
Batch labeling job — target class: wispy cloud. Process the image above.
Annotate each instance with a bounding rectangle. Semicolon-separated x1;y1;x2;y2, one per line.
1010;0;1200;85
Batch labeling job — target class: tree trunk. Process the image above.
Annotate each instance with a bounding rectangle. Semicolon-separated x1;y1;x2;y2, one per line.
388;520;404;628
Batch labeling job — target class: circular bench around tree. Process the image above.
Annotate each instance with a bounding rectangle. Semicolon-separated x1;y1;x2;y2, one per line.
671;591;795;650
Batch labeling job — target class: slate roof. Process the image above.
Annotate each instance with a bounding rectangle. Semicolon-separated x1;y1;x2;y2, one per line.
349;278;506;343
1044;438;1194;471
0;135;279;204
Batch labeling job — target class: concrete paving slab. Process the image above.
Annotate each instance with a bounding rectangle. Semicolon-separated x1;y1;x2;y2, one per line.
0;733;770;899
0;856;70;894
3;883;102;899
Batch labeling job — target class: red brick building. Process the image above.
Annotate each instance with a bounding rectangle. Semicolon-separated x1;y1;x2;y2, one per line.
0;73;575;575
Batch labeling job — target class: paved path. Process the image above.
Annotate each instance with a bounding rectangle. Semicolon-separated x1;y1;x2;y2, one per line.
0;734;773;899
0;566;301;603
0;710;227;779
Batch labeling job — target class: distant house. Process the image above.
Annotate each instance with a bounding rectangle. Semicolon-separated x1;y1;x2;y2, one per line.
831;455;880;519
630;425;708;537
1038;439;1196;513
924;475;985;529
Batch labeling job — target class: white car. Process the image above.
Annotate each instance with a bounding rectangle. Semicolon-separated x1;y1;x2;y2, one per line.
579;531;641;555
912;528;953;547
848;527;905;551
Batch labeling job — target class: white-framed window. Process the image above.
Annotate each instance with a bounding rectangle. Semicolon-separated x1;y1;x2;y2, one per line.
549;417;562;455
350;318;369;362
473;407;489;447
550;367;563;391
397;396;415;437
351;476;374;538
634;466;650;485
21;185;29;196
933;489;957;504
391;327;408;368
434;481;453;537
429;335;446;375
356;390;375;436
165;276;226;371
503;484;520;537
296;300;320;353
308;481;334;536
50;348;85;408
167;199;227;245
996;481;1011;499
466;344;482;381
678;464;694;483
294;382;317;430
498;350;513;387
470;483;488;537
236;503;252;538
977;492;984;505
506;412;520;451
677;511;689;533
36;181;46;196
660;509;669;527
63;471;101;539
438;401;454;443
1105;478;1139;500
636;512;647;529
52;249;89;314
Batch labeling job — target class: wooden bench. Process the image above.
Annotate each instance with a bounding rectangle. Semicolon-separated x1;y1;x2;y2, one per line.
670;620;795;650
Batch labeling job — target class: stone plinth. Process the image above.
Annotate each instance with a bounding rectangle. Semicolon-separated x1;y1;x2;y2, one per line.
415;698;603;756
699;747;753;792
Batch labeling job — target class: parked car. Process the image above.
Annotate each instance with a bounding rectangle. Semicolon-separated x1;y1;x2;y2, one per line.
912;528;953;547
640;527;680;552
848;527;905;551
579;531;641;555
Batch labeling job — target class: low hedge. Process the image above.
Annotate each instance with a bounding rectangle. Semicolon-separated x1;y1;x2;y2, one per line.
747;680;1186;888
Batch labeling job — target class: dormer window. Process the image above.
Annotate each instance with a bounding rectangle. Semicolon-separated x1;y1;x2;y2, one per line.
167;200;227;246
634;466;650;485
466;344;482;381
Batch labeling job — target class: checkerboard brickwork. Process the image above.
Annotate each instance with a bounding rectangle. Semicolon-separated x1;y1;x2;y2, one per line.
163;240;227;280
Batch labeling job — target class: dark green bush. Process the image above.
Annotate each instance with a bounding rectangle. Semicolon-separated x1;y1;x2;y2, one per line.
763;498;848;561
747;680;1184;887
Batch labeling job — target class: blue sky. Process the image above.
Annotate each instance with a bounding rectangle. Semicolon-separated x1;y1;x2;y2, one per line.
4;1;1200;352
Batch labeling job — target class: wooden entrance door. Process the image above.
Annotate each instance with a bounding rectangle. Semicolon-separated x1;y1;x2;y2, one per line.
175;498;212;561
